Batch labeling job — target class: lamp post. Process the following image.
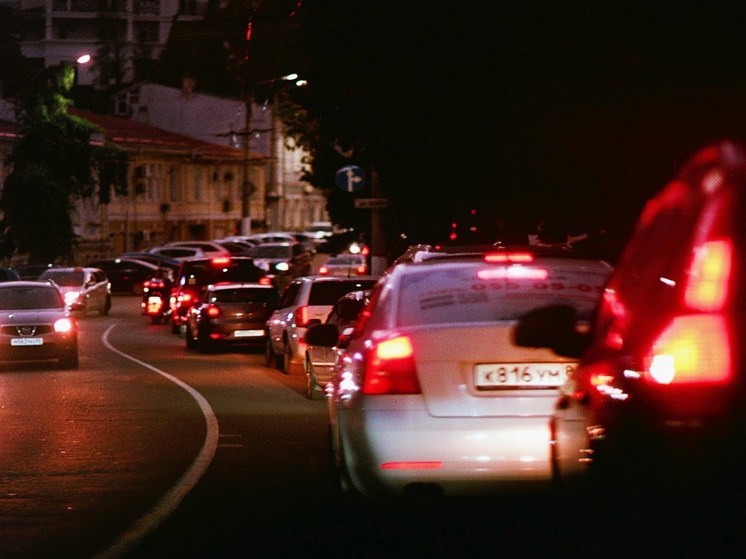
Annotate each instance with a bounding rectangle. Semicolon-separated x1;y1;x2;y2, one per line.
240;73;302;236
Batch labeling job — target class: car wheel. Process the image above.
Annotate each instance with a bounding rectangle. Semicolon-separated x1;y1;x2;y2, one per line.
281;339;294;374
185;324;197;349
102;295;111;316
305;357;324;400
58;347;79;369
197;328;213;353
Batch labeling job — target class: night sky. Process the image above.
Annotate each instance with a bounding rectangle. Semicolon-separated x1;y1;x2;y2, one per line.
312;4;746;257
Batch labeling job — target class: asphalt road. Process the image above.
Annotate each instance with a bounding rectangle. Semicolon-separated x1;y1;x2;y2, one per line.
1;295;746;559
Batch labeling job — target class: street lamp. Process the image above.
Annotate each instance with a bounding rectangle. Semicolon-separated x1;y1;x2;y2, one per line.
240;73;303;236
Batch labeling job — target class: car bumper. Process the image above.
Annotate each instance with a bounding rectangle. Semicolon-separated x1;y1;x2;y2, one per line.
340;409;553;497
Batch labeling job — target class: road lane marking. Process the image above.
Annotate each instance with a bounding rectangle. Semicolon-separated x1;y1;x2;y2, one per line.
92;324;220;559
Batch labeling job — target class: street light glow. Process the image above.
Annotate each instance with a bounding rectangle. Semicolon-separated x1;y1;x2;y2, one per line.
76;54;91;64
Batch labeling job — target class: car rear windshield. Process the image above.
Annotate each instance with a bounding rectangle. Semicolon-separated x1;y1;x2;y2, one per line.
327;255;364;265
251;246;292;259
396;260;611;326
0;286;64;310
212;288;277;304
180;260;264;288
39;270;84;286
308;279;378;305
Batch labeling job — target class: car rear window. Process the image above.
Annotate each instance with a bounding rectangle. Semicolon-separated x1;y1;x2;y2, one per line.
326;255;364;265
39;270;84;286
251;245;292;259
212;288;278;304
180;259;264;288
0;286;64;310
308;279;378;305
396;260;611;326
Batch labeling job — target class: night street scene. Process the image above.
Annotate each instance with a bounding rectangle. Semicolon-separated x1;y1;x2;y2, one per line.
2;2;746;558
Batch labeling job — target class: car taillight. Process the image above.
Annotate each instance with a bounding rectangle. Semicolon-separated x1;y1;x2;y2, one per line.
356;265;367;275
54;318;74;333
363;335;421;395
484;252;533;263
180;292;193;304
259;276;273;286
645;314;731;385
642;230;735;386
684;239;731;312
211;257;231;265
477;267;548;280
206;305;220;318
319;266;329;275
295;306;311;327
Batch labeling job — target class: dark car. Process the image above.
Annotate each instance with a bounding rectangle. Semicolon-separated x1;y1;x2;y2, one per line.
14;263;54;280
120;252;180;272
0;268;21;282
516;140;746;493
0;281;78;368
88;258;159;294
171;256;268;334
185;282;279;352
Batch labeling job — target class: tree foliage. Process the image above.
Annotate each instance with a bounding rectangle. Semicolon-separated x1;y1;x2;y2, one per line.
1;64;128;263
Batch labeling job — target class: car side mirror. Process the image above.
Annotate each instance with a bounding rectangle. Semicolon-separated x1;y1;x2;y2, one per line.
305;323;340;347
512;304;591;358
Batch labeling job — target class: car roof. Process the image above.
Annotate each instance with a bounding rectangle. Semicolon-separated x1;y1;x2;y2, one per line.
208;282;276;290
0;280;58;289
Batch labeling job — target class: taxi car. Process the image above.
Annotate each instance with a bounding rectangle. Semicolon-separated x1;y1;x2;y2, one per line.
38;267;111;315
521;141;746;491
185;282;279;352
0;281;78;368
318;247;611;497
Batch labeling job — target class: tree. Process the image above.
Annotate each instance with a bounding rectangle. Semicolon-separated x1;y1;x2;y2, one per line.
1;63;128;263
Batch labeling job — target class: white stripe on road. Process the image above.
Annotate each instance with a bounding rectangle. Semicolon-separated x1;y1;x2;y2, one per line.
92;323;220;559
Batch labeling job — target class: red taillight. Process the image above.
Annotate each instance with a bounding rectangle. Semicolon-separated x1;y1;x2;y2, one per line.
684;239;732;312
295;305;311;327
646;314;731;385
484;252;533;263
363;335;421;395
356;265;367;275
206;305;220;318
477;267;548;280
211;256;231;266
319;265;329;275
180;292;193;304
259;276;272;286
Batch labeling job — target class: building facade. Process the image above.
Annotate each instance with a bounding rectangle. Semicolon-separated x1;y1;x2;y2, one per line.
16;0;208;85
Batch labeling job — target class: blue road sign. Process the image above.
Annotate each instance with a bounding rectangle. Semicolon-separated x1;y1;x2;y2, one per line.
335;165;366;193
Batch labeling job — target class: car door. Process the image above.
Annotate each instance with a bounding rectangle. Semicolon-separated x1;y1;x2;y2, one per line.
268;280;302;353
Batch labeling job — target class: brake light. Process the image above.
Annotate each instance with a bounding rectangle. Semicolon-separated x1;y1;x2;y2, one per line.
363;335;421;395
206;305;220;318
684;239;732;312
477;267;548;280
211;257;231;266
646;314;731;385
180;292;193;304
319;265;329;275
356;265;367;275
484;252;533;263
259;276;272;286
295;306;311;327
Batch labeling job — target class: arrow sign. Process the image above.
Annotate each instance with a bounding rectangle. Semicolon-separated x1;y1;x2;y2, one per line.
335;165;366;192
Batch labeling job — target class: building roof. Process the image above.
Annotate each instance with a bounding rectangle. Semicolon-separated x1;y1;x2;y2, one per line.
70;108;258;161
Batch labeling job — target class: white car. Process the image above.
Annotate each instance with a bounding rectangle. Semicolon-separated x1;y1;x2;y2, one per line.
38;267;111;315
265;276;379;374
318;247;612;497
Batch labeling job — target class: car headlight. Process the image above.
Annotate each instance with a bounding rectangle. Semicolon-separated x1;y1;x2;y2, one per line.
275;262;290;272
64;291;81;306
54;317;74;333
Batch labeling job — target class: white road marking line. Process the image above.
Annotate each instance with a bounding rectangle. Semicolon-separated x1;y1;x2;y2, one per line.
92;324;220;559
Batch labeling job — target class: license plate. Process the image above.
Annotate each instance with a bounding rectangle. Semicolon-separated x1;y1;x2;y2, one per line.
475;362;575;389
11;337;43;346
234;329;264;338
